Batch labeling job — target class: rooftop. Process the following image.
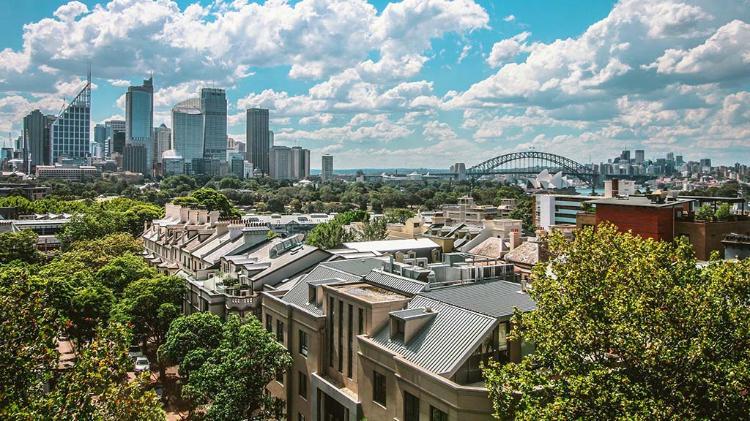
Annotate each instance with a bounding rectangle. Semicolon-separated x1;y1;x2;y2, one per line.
342;238;439;253
587;195;693;208
420;279;535;319
328;282;409;303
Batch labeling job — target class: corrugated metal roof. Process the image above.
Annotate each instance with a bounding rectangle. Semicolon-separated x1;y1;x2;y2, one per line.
281;258;385;315
420;280;535;318
364;270;426;295
370;295;495;376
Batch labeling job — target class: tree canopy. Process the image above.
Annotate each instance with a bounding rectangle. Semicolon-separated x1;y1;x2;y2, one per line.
483;224;750;420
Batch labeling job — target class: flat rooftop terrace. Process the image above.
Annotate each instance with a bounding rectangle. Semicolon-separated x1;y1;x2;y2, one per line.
328;282;408;303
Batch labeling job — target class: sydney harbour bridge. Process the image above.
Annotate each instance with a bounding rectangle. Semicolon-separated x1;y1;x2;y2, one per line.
440;151;653;187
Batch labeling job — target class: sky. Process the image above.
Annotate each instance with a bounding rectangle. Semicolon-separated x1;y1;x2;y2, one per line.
0;0;748;169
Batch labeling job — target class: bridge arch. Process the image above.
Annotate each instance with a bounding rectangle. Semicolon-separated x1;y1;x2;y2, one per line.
466;151;597;186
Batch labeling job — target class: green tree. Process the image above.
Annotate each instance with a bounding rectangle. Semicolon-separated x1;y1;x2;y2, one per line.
0;265;59;417
695;204;714;222
68;281;115;344
95;253;157;295
0;229;42;264
158;312;224;367
715;202;732;221
58;208;124;248
67;232;144;269
305;221;353;249
113;275;184;366
174;188;241;219
40;323;164;420
181;315;292;420
483;224;750;420
357;217;388;241
383;208;415;224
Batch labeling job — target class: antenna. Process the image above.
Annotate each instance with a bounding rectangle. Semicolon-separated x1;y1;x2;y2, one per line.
87;62;91;85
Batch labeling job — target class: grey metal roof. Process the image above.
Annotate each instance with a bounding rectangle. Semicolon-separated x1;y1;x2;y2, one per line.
364;270;426;295
370;295;495;376
281;258;385;315
420;280;535;319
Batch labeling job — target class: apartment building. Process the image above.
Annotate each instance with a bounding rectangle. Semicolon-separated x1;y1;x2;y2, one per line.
142;204;331;318
434;196;498;226
534;194;595;230
261;255;534;421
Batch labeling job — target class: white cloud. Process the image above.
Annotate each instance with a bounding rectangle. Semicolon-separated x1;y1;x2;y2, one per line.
486;32;531;68
503;14;516;22
107;79;130;87
652;20;750;81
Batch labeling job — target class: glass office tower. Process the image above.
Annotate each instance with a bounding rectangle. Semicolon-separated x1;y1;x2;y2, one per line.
50;80;91;163
246;108;270;175
172;98;203;165
200;88;227;161
125;77;154;173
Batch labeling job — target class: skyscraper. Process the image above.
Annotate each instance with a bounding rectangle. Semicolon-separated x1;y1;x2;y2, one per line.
50;79;91;164
270;146;292;180
125;77;154;173
246;108;270;175
635;149;645;165
104;119;125;158
172;98;203;165
291;146;310;180
321;154;333;182
154;124;171;164
666;152;675;162
23;110;55;170
200;88;227;161
94;124;107;147
620;150;630;162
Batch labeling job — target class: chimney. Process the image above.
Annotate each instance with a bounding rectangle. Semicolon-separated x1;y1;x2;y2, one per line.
179;206;189;223
510;230;521;250
215;221;229;236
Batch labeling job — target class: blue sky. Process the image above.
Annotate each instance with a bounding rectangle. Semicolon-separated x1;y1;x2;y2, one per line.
0;0;748;168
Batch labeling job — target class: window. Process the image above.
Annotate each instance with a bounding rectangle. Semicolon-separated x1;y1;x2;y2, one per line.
358;307;364;335
338;300;344;372
277;320;284;344
298;371;308;399
328;297;334;367
373;371;386;407
309;285;317;304
266;314;272;332
347;304;353;378
404;392;420;421
430;406;448;421
299;329;308;357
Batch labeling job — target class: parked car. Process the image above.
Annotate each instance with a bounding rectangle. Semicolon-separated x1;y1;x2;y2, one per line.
134;356;150;373
128;345;144;362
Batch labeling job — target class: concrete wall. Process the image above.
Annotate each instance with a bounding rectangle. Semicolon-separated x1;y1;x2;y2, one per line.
596;204;676;241
675;219;750;261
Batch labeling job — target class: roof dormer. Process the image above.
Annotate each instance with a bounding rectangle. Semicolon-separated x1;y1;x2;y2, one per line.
389;307;437;343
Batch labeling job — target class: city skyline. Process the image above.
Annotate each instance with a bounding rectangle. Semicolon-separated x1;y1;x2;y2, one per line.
0;0;749;168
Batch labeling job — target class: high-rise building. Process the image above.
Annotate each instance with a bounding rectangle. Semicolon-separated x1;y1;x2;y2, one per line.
666;152;675;162
23;110;55;170
291;146;310;180
172;98;203;165
246;108;270;175
123;144;147;174
620;150;630;162
94;124;107;147
50;79;91;164
270;146;292;180
200;88;227;161
154;124;171;164
104;119;125;158
676;155;684;165
321;154;333;182
635;149;645;165
125;77;154;173
171;89;228;176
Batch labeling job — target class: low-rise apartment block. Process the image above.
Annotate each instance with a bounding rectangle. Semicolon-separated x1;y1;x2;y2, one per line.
142;204;331;318
262;255;534;421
